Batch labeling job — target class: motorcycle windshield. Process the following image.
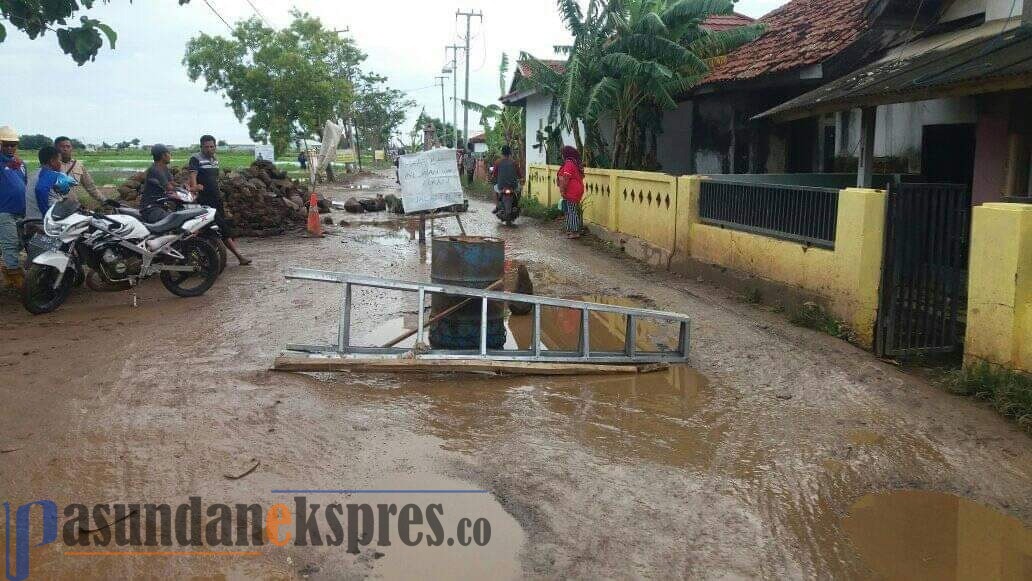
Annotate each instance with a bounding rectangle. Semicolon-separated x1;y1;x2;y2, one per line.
51;198;82;221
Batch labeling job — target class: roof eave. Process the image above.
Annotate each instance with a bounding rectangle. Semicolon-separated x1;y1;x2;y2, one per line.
500;88;538;105
759;73;1032;122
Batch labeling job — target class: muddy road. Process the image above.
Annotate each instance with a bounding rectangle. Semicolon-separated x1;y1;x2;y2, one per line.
1;170;1029;580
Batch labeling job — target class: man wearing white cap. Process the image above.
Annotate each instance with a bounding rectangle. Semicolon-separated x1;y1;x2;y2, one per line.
0;126;27;289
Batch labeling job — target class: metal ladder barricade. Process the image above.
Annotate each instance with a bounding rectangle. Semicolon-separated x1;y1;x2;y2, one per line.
284;268;690;363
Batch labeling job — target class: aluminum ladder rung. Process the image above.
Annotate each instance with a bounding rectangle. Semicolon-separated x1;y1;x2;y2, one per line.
285;269;691;363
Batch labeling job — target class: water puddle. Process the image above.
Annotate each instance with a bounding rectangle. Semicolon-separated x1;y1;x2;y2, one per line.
842;490;1032;580
352;230;414;247
357;295;679;355
351;297;721;470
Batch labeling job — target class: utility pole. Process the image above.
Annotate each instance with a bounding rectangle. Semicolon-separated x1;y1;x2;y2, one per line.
456;9;482;149
446;45;462;148
435;75;448;145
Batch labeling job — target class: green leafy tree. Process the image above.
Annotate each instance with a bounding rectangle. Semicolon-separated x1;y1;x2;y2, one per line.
354;73;415;150
0;0;190;65
184;10;365;155
462;54;524;163
18;134;54;149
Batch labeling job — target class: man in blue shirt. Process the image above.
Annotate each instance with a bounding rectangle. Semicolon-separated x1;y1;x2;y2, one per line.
25;146;69;222
0;126;27;289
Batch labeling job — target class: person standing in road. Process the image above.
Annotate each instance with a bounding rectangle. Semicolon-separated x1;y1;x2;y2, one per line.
462;142;475;185
0;126;27;289
187;135;251;266
557;145;585;239
139;144;176;224
55;136;104;205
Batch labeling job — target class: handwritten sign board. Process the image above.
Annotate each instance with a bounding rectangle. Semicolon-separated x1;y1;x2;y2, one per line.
398;148;464;213
374;149;385;161
254;144;275;161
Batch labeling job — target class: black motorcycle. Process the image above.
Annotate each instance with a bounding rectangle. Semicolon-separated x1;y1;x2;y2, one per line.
495;187;522;226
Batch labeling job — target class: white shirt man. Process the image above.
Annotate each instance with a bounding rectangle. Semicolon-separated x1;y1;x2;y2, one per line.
55;136;104;203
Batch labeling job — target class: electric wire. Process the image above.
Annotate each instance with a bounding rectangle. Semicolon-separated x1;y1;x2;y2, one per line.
201;0;234;32
243;0;271;27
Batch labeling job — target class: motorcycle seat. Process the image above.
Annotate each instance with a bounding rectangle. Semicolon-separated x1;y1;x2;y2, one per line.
116;207;142;219
145;208;208;234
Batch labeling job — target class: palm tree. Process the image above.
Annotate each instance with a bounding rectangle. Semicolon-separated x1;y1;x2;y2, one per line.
522;0;763;169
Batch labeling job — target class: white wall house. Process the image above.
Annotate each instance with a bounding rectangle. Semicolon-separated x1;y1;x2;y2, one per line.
522;91;577;165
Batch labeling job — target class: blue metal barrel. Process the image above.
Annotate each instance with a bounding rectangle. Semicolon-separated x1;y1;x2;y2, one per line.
429;236;506;350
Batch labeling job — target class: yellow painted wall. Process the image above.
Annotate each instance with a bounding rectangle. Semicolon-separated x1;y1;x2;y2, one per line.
527;164;552;206
964;203;1032;373
530;167;887;346
611;170;680;252
530;167;1030;365
582;168;615;230
676;177;887;346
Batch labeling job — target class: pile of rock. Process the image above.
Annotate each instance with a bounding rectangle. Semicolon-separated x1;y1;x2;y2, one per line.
116;161;331;237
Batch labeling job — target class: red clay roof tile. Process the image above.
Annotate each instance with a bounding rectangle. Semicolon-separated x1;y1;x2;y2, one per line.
703;0;869;85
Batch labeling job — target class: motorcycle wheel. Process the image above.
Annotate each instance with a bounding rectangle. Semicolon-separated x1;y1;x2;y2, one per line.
214;239;228;274
22;264;75;315
502;195;515;226
196;233;227;274
160;239;220;298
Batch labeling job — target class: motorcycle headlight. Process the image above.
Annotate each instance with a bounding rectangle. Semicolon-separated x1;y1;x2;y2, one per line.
44;218;68;237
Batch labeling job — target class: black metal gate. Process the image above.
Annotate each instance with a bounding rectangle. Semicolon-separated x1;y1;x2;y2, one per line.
876;182;971;358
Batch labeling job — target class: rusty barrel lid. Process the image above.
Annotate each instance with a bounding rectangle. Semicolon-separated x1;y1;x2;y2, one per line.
430;235;505;288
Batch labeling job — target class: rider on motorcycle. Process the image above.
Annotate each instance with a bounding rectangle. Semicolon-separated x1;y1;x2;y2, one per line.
139;144;176;224
491;145;522;214
24;146;77;230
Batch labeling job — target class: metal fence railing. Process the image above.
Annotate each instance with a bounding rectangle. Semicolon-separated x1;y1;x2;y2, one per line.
699;180;839;249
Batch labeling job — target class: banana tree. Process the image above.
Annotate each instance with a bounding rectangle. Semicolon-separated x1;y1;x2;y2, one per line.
522;0;763;169
462;54;525;163
586;0;764;168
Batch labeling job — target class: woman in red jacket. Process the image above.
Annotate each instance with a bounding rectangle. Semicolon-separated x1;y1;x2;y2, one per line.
556;146;584;239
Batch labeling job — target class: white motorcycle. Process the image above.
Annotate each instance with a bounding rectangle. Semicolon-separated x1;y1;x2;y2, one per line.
22;198;222;314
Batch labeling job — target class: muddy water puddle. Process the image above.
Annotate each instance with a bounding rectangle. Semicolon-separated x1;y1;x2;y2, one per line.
356;294;680;355
352;230;414;247
841;490;1032;580
346;298;723;470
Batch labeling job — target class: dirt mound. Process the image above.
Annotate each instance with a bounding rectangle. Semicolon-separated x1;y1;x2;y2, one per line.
116;161;328;237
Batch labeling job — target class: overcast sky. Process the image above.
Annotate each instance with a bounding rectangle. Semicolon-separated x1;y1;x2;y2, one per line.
0;0;787;149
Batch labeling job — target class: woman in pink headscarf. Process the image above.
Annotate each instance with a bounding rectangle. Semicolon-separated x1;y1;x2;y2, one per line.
556;146;584;239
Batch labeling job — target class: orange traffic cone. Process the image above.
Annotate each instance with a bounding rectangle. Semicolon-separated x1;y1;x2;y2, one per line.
307;192;324;237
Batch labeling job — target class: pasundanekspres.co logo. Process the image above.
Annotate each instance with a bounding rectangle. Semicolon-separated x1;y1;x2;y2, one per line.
4;490;493;581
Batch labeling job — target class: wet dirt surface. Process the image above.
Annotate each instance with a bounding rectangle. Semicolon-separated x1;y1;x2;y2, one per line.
1;169;1030;579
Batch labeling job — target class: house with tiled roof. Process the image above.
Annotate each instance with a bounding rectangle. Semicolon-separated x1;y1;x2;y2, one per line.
683;0;1030;198
502;14;757;166
500;59;572;165
676;0;927;176
755;0;1031;204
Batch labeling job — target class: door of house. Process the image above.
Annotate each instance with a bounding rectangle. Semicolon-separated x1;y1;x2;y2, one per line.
876;181;972;358
921;124;976;187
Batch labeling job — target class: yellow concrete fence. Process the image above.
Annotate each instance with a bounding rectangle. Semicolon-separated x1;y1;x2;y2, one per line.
677;176;887;347
527;164;1030;364
964;203;1032;373
527;164;886;346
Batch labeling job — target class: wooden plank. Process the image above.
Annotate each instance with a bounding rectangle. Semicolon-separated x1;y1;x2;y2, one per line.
273;356;668;376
